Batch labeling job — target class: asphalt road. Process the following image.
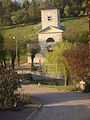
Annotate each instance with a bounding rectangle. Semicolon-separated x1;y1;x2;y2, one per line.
23;85;90;120
0;85;90;120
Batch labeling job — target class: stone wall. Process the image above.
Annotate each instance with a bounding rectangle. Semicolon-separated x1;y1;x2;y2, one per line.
41;9;60;29
27;53;44;64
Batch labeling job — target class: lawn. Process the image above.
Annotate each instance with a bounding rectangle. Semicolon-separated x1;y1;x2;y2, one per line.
61;17;88;33
39;84;76;92
3;17;88;42
3;23;41;43
2;16;88;59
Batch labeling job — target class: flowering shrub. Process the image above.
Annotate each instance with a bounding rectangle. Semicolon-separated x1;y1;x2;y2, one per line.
0;67;21;110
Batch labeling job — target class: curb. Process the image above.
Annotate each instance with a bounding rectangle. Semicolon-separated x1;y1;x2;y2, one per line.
25;104;43;120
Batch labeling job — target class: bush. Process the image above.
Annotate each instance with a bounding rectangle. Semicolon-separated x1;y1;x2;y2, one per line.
84;77;90;92
0;67;21;110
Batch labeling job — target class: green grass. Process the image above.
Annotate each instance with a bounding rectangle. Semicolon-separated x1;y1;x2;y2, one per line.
3;17;88;43
3;23;41;45
61;17;88;34
2;17;88;59
39;84;76;92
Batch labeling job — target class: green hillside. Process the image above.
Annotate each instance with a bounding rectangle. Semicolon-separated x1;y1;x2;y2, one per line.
3;17;88;41
3;23;41;43
2;17;88;58
61;17;88;33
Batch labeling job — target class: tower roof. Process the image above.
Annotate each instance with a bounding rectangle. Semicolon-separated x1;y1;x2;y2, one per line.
41;4;57;10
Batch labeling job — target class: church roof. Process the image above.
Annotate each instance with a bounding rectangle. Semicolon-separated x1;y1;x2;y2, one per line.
39;26;64;34
41;4;57;10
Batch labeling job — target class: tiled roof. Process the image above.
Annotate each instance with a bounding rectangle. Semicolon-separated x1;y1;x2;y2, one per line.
41;4;57;10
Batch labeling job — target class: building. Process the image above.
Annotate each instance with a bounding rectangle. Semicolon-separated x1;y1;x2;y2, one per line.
38;3;64;55
27;3;64;64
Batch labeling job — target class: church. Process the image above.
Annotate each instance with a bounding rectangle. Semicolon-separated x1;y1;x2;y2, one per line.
27;3;64;64
38;3;64;55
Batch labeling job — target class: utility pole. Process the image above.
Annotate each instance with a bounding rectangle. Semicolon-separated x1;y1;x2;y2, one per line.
88;0;90;38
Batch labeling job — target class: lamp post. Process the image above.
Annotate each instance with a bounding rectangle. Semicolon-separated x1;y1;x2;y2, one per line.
13;36;18;69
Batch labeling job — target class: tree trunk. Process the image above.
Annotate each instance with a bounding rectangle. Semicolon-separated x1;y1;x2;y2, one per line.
64;74;70;86
31;57;34;66
17;49;20;67
11;57;15;69
3;60;6;68
31;54;35;67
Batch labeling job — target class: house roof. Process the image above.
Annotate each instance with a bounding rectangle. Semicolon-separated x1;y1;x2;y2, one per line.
41;4;57;10
39;26;64;34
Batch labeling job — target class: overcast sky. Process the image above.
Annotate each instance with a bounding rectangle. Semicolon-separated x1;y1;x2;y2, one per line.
12;0;31;3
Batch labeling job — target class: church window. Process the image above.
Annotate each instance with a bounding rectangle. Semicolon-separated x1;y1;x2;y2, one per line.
47;13;52;21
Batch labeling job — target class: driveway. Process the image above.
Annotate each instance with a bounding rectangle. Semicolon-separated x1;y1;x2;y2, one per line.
23;85;90;120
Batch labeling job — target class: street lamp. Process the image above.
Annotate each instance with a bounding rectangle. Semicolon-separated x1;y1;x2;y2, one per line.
13;36;18;69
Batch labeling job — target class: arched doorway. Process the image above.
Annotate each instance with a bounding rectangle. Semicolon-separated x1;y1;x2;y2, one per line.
46;38;54;51
46;38;54;42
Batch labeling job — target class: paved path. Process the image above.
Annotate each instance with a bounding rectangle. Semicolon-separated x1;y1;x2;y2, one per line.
23;85;90;120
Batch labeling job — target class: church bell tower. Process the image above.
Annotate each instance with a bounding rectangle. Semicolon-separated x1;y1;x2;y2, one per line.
38;3;64;55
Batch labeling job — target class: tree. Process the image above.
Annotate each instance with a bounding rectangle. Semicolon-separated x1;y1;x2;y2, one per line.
4;35;16;69
63;42;90;81
44;42;77;86
0;33;6;67
64;5;70;17
22;0;30;9
27;41;40;67
28;0;40;23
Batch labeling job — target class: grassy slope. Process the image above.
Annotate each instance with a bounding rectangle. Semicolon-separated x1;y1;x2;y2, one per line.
3;17;88;41
3;17;88;59
3;23;41;43
61;17;88;34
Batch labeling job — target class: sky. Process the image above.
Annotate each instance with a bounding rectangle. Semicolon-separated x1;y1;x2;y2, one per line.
12;0;45;3
12;0;31;3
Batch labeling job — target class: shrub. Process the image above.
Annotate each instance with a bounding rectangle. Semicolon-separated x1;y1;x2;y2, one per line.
0;67;21;110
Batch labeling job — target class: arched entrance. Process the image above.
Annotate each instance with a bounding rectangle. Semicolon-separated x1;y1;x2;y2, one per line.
46;38;54;42
46;38;54;51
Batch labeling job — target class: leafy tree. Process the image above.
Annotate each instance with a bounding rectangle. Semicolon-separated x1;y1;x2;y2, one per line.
11;8;29;24
27;41;40;67
4;35;16;69
22;0;30;9
63;42;90;81
28;0;40;23
64;5;70;17
0;33;6;67
44;42;77;86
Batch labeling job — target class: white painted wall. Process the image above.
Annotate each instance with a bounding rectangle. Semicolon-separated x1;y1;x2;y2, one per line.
41;9;60;29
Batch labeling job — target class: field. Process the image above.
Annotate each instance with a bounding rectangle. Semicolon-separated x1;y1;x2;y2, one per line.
2;17;88;59
61;17;88;33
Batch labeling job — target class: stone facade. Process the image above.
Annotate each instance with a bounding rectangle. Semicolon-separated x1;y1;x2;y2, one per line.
38;4;64;55
38;26;63;55
27;53;44;64
41;9;60;29
27;4;64;64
